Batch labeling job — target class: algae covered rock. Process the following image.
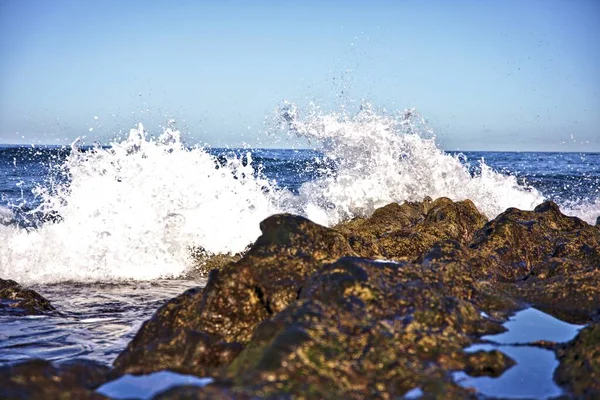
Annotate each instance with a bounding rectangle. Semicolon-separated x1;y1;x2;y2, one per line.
554;323;600;398
470;201;595;280
0;278;55;316
114;214;355;376
223;257;499;399
187;247;245;278
336;197;488;262
113;198;599;399
512;258;600;323
0;358;113;400
468;201;600;322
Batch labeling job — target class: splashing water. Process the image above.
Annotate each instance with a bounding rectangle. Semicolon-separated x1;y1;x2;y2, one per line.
282;103;545;225
1;105;598;284
0;124;283;284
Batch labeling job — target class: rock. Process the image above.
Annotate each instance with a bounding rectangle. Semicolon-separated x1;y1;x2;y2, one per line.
511;258;600;324
113;286;243;377
462;350;515;377
334;200;429;258
0;358;113;400
554;323;600;398
224;257;499;399
336;197;488;261
114;214;355;376
0;278;55;316
187;247;246;278
418;240;521;316
114;199;600;398
469;201;593;281
466;201;600;323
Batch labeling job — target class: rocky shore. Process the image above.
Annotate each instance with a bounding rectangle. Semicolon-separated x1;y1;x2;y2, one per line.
1;198;599;399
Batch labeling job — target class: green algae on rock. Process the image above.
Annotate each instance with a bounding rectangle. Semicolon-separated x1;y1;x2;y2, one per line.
223;257;505;399
335;197;488;262
469;201;595;281
554;323;600;398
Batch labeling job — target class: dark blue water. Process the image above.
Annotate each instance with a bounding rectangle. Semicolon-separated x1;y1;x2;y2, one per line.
1;145;598;225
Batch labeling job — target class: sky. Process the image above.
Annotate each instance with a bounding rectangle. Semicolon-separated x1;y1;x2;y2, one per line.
0;0;599;151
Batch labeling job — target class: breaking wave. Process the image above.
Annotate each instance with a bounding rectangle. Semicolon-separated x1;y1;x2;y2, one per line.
0;105;597;284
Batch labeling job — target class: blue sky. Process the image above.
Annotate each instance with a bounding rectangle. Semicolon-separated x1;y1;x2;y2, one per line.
1;0;599;151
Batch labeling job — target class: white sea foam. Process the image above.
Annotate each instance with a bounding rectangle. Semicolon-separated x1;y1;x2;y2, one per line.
0;206;14;225
562;197;600;226
281;103;545;226
0;124;284;284
1;105;597;284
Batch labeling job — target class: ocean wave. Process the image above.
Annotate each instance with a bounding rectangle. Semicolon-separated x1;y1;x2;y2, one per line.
0;106;597;284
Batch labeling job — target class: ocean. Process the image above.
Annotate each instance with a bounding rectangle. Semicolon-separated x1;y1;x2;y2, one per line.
0;109;599;396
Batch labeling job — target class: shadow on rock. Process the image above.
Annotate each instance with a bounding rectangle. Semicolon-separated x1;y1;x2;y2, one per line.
0;279;55;316
0;358;114;400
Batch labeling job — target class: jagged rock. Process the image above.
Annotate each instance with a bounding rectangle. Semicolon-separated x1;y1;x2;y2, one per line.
469;201;595;280
223;257;500;399
554;323;600;398
187;247;245;278
113;199;600;399
336;197;488;261
0;358;113;400
510;258;600;323
0;278;55;316
114;214;355;376
464;201;600;322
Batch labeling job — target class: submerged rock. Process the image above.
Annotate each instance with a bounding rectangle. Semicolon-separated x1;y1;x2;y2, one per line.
0;358;113;400
0;278;55;316
554;323;600;398
114;214;355;376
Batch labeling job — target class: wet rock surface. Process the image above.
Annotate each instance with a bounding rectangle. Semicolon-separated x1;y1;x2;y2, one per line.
0;278;55;316
9;198;600;398
114;214;355;376
554;323;600;398
224;257;497;398
0;358;113;400
117;199;600;398
335;197;488;261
